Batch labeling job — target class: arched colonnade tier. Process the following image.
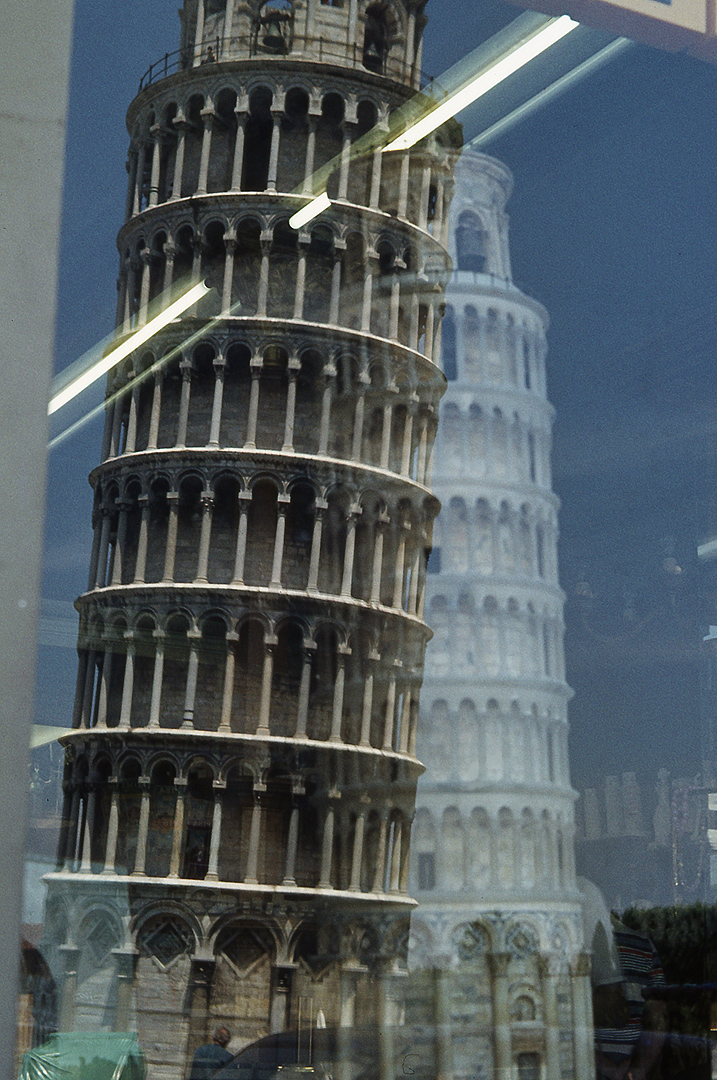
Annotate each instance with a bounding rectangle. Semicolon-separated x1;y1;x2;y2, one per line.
440;294;548;395
410;802;576;897
71;599;426;753
176;0;427;87
116;204;452;351
407;915;593;1080
123;74;456;234
54;736;417;895
417;696;570;790
427;493;559;585
86;462;438;616
424;591;567;684
99;330;443;484
432;397;554;490
42;889;412;1054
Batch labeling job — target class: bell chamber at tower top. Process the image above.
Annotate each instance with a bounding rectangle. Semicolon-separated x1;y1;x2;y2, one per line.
169;0;427;88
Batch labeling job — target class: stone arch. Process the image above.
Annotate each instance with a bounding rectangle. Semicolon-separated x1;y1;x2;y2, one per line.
267;218;298;318
441;807;464;891
455;210;487;272
294;346;323;454
304;224;334;323
233;216;262;314
441;304;457;380
233;616;267;734
413;808;436;891
277;85;309;192
463;303;479;372
244;478;279;586
242;85;274;190
467;808;491;889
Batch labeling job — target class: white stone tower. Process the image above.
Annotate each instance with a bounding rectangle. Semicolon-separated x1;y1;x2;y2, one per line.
41;5;459;1077
407;151;594;1080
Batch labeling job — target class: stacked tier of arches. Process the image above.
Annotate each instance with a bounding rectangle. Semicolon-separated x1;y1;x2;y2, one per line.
429;496;558;583
117;209;450;354
434;400;552;489
417;697;569;789
57;743;414;896
43;890;412;1065
100;333;442;485
72;603;425;755
440;301;547;392
406;912;590;1080
87;467;436;620
124;77;453;236
411;804;575;897
426;593;565;683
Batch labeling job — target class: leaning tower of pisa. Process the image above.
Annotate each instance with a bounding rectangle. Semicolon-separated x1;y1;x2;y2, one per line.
407;151;594;1080
42;4;459;1076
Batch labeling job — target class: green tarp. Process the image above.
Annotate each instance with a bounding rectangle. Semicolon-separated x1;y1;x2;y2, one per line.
19;1033;146;1080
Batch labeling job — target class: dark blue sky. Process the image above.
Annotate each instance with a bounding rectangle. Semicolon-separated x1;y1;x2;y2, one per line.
44;0;717;791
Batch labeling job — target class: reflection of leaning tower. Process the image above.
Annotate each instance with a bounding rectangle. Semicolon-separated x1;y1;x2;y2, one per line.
407;151;593;1080
42;2;459;1076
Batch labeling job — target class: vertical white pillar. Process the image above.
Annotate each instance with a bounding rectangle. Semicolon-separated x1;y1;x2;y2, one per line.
209;356;226;447
382;664;399;750
329;646;350;742
221;241;236;316
282;360;300;451
232;494;251;583
196;106;214;194
270;495;290;587
170;116;187;200
147;369;163;450
102;781;120;874
193;0;206;65
341;505;360;596
295;641;315;738
266;109;282;192
302;116;318;193
371;811;388;892
194;494;214;583
230;111;246;191
489;953;512;1080
181;629;201;728
219;631;238;733
318;792;338;888
205;780;226;881
162;493;179;582
79;788;96;872
175;359;193;447
118;634;135;730
148;630;166;728
318;365;335;455
131;778;151;876
148;125;162;206
256;634;277;735
359;650;379;746
244;781;265;884
349;804;367;890
169;778;187;878
307;499;326;592
293;240;308;317
245;359;262;447
133;495;149;583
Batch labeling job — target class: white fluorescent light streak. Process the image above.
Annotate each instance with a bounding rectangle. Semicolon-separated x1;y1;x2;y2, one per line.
384;15;579;153
289;191;331;230
48;280;210;416
469;38;631;149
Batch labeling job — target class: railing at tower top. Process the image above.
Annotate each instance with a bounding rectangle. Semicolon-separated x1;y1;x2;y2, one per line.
137;35;433;93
